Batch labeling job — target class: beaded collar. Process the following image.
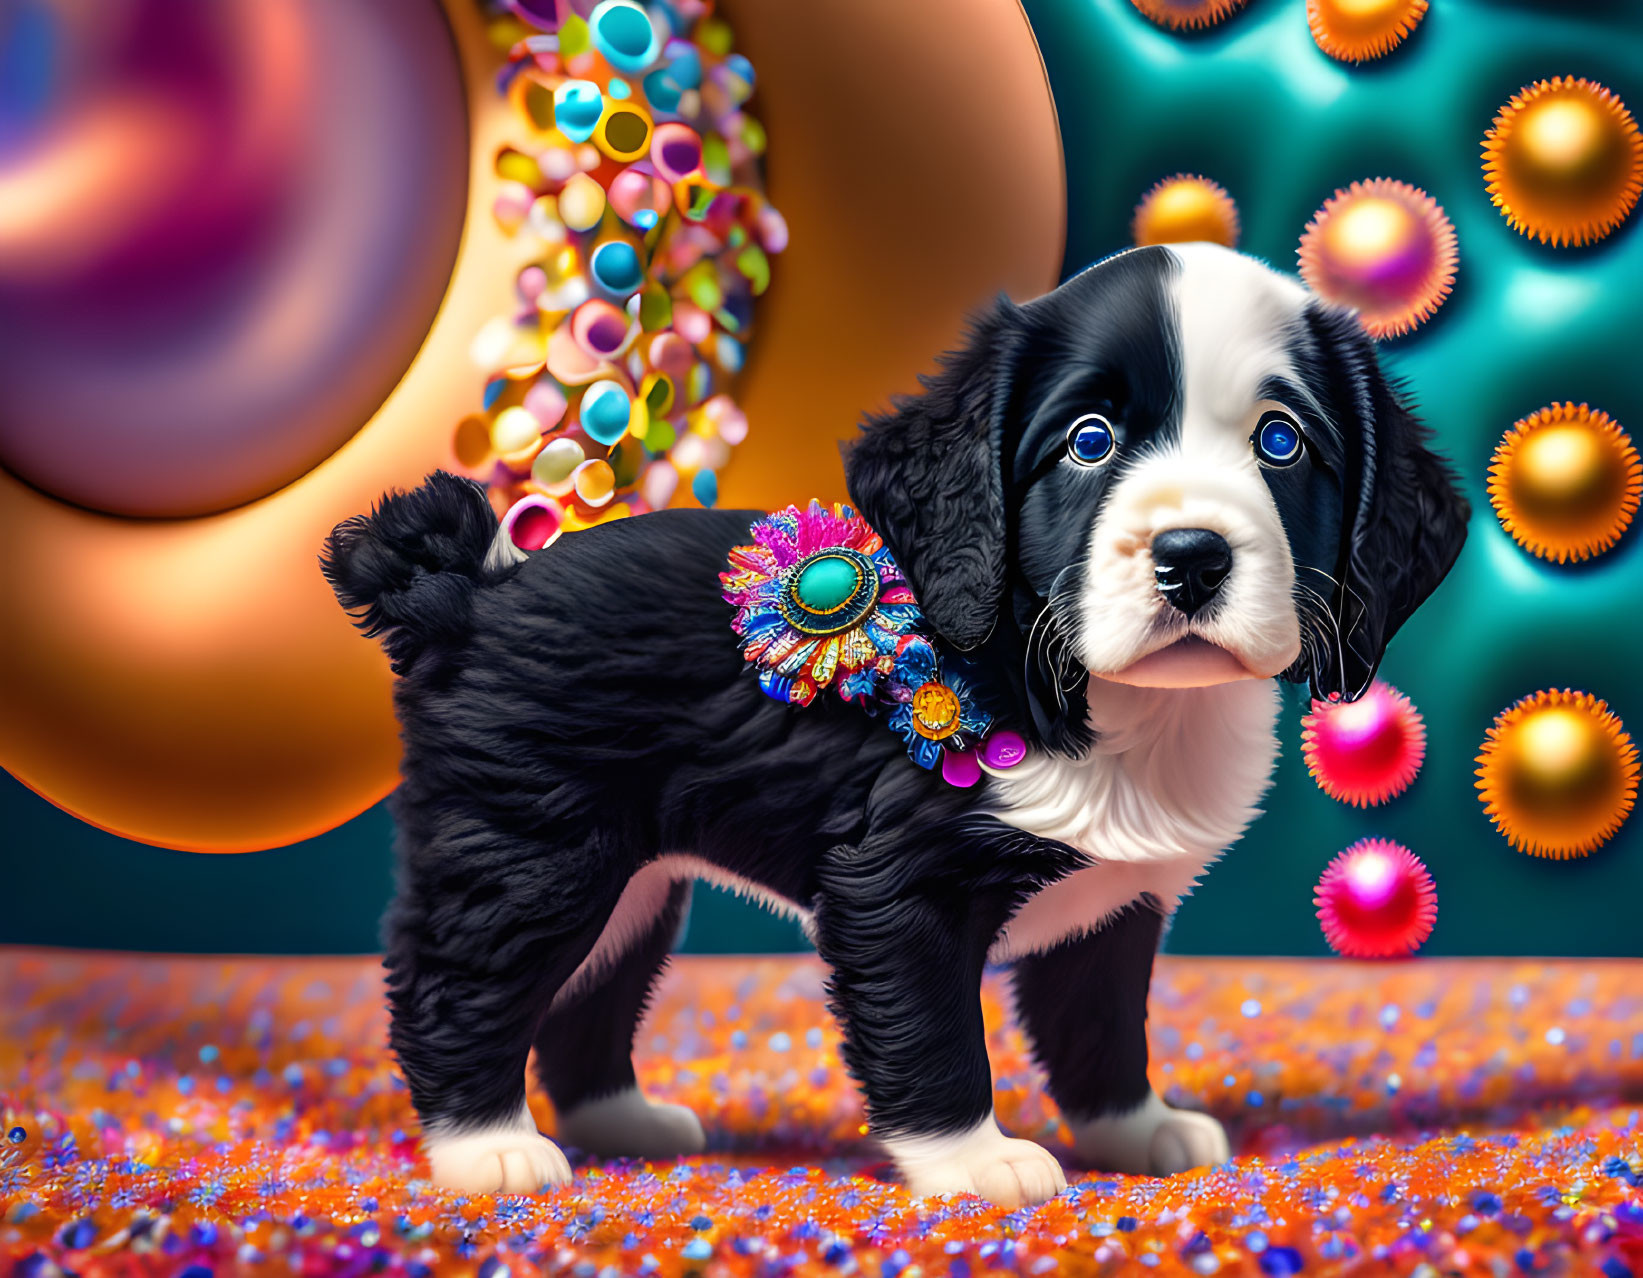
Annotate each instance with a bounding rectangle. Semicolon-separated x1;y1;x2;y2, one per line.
720;501;1026;787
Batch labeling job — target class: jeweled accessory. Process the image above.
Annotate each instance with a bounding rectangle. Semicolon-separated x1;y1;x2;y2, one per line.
722;501;1025;783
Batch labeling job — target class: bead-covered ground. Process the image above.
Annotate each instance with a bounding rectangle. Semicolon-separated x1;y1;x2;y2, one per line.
3;951;1642;1277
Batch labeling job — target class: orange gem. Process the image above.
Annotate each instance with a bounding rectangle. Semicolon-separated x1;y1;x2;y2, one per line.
1483;77;1643;246
1129;0;1245;31
911;682;962;741
1307;0;1427;63
1488;403;1641;563
1297;178;1457;339
1132;174;1240;248
1476;689;1639;859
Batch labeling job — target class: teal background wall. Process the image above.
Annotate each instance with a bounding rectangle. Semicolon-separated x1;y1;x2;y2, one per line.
3;0;1639;957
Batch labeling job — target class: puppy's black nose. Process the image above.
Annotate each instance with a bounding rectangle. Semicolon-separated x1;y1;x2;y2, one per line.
1152;528;1232;617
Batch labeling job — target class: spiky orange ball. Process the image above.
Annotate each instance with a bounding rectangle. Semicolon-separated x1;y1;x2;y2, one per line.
1476;689;1639;859
1307;0;1428;63
1129;0;1246;31
1298;178;1457;339
1482;77;1643;246
1132;174;1241;248
1302;681;1427;806
1488;403;1642;563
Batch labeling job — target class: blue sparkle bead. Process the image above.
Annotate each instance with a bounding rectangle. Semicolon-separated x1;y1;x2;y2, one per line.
642;69;681;114
590;240;645;297
590;1;661;74
580;380;632;446
6;1126;25;1144
681;1238;712;1261
689;1215;713;1231
1117;1217;1138;1232
60;1219;97;1250
1258;1246;1304;1276
1472;1191;1503;1216
692;468;718;507
198;1044;219;1063
554;81;604;144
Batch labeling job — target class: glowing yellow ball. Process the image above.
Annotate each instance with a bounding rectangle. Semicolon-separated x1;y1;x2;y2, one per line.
1129;0;1245;31
1132;174;1240;248
1476;689;1639;859
1489;403;1641;563
1307;0;1428;63
1483;77;1643;246
1298;178;1457;339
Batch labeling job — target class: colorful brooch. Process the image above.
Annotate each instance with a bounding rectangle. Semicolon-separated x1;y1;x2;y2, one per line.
722;502;1025;784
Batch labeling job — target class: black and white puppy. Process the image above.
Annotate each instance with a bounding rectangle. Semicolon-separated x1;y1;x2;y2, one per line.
323;243;1468;1207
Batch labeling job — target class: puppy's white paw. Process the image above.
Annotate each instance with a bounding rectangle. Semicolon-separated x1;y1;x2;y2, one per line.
1067;1091;1230;1177
885;1114;1067;1209
556;1086;707;1159
424;1109;572;1194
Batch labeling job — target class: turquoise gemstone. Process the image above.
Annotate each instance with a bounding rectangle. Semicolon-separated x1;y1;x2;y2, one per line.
795;555;860;613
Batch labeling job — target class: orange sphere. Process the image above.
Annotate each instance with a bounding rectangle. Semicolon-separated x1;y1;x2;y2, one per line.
1476;689;1639;859
1483;76;1643;246
1132;174;1240;248
1488;403;1642;563
0;0;1065;851
1129;0;1245;31
1307;0;1428;63
1298;178;1457;339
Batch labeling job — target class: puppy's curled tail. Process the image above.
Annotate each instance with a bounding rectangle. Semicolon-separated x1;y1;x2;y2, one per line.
320;471;502;675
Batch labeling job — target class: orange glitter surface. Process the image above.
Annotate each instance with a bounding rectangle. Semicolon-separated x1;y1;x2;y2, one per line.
1482;77;1643;247
1488;402;1642;564
4;950;1643;1277
1476;688;1639;859
1129;0;1246;33
1306;0;1428;64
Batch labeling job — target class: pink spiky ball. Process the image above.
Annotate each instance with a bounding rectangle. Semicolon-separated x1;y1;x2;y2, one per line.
1302;680;1427;806
1314;838;1437;958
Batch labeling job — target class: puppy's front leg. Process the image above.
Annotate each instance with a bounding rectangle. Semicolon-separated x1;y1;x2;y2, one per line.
1012;896;1229;1176
814;838;1067;1209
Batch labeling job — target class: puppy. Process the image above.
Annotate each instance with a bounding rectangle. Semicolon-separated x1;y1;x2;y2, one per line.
323;243;1468;1207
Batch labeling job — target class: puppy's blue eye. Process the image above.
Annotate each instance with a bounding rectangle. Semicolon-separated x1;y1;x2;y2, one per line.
1253;413;1303;467
1067;414;1116;465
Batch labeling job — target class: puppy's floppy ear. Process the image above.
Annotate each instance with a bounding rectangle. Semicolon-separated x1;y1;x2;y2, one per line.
844;297;1022;650
1310;320;1471;701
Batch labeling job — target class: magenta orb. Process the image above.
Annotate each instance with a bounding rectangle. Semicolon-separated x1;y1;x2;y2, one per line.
1314;838;1438;959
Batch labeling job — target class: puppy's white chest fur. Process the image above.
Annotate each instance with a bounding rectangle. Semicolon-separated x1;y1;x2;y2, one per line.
986;679;1280;960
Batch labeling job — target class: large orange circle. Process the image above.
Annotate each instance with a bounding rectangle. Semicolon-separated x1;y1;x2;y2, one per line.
0;0;1065;851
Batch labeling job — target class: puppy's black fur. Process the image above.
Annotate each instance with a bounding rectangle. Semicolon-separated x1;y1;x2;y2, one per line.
322;246;1468;1155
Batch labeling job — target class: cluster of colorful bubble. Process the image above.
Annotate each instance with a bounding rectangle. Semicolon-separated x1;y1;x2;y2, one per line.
456;0;785;553
3;949;1643;1278
1123;0;1643;959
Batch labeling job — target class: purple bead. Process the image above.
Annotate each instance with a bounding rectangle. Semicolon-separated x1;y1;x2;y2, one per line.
981;729;1027;769
942;749;982;788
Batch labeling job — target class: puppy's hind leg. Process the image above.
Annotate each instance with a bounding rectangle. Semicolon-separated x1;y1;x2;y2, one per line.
384;825;626;1195
1012;897;1230;1177
536;874;706;1159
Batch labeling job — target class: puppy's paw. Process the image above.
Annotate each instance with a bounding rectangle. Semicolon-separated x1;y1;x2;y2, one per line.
1067;1091;1230;1177
886;1115;1067;1209
424;1110;573;1194
556;1086;707;1159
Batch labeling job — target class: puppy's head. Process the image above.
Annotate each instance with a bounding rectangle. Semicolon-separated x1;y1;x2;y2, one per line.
845;243;1470;748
